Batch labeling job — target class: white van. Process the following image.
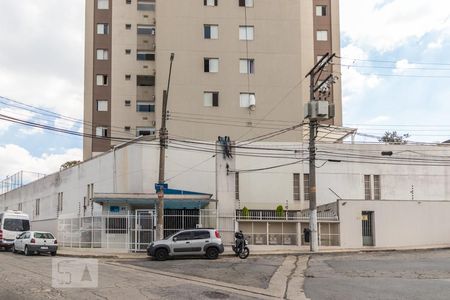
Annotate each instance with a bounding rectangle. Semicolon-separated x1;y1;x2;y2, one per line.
0;210;30;250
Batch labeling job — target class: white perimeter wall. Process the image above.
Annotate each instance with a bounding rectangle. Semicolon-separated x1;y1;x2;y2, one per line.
339;200;450;248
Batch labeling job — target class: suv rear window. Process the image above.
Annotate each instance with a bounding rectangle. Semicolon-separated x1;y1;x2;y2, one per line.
193;231;210;239
3;219;30;232
34;232;54;239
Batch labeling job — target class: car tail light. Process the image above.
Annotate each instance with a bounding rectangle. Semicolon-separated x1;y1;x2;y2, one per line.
54;240;58;244
30;238;36;244
215;230;221;238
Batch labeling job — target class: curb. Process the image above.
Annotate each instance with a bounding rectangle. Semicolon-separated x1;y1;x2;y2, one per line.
56;246;450;259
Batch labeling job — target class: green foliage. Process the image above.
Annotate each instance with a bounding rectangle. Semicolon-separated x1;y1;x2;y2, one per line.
60;160;81;170
379;131;410;144
276;205;284;217
242;206;249;218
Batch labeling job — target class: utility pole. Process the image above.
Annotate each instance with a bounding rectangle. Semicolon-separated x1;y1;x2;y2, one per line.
304;53;336;252
156;53;175;241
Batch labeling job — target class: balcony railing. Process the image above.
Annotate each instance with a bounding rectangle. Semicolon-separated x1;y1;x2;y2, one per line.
235;209;338;221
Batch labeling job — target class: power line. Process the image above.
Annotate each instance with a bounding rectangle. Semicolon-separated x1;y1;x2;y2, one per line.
337;56;450;67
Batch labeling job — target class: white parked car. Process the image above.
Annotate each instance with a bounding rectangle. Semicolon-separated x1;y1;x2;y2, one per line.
0;210;30;251
13;231;58;256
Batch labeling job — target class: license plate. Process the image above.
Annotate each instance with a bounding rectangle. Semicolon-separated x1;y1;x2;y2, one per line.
41;246;48;250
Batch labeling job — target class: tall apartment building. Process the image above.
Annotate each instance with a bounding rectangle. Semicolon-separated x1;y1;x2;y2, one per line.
84;0;342;159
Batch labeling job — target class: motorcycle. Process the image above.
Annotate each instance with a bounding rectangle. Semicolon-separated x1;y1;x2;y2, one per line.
232;231;250;259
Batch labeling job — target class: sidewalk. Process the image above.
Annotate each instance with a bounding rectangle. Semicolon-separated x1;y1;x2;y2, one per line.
58;244;450;259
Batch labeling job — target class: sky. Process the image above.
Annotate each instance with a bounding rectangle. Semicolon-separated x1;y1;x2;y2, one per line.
0;0;450;181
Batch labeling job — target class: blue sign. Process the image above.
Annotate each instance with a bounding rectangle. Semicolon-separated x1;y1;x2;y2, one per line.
110;206;120;213
155;183;168;191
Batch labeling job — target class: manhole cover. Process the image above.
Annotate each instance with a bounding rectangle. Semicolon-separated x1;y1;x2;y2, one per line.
202;291;230;299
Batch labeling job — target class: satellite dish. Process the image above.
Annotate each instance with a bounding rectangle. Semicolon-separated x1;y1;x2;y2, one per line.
249;104;256;111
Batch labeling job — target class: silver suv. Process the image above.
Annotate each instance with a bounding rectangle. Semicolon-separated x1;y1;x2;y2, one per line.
147;229;224;261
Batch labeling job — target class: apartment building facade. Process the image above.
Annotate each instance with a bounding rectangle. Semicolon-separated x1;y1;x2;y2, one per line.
84;0;342;159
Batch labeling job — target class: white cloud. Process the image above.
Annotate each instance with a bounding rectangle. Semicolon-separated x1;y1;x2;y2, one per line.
341;0;450;52
0;0;84;119
393;59;418;74
0;144;82;180
340;45;382;104
54;118;77;131
0;107;35;133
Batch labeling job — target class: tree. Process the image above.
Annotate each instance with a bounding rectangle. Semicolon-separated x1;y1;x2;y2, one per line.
276;205;284;218
60;160;81;170
379;131;410;144
242;206;249;219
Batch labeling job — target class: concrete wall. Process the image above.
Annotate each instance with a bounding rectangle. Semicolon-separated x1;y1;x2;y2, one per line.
339;200;450;248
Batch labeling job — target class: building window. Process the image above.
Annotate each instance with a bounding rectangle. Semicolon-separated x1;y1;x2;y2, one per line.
204;25;219;39
96;100;108;112
136;127;156;136
239;93;256;108
98;0;109;10
374;175;381;200
240;59;255;74
204;0;218;6
204;58;219;73
364;175;371;200
203;92;219;107
138;0;155;11
96;23;109;35
125;74;131;80
35;199;40;216
239;0;253;7
125;49;131;55
239;26;254;40
316;5;327;16
96;126;108;137
57;192;64;213
293;173;300;201
125;100;131;106
235;172;239;200
136;101;155;112
137;25;155;35
316;30;328;41
364;174;382;200
137;75;155;86
126;0;131;4
137;51;155;61
125;24;132;30
303;174;310;201
96;49;108;60
18;203;22;211
96;74;108;86
124;126;131;132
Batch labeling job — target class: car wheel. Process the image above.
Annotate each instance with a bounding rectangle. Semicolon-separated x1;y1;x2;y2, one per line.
155;248;168;261
24;246;31;256
51;251;57;256
206;247;219;260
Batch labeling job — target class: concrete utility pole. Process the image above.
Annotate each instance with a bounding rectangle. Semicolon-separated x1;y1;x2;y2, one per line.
156;53;175;241
304;53;336;252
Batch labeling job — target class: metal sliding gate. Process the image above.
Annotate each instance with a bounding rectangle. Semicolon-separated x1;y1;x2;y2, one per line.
131;210;156;252
362;211;374;246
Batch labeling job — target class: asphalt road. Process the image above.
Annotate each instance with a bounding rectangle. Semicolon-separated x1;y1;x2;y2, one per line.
0;250;305;299
304;249;450;300
122;255;285;289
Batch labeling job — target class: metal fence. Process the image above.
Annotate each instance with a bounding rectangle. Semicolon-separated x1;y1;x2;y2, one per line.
235;209;339;221
57;209;340;251
57;210;221;252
